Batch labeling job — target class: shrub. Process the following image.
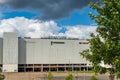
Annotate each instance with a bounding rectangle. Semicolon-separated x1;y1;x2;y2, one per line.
65;74;73;80
0;68;5;80
47;71;53;80
0;74;5;80
90;75;98;80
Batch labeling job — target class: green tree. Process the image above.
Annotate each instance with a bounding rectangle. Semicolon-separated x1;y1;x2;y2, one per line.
65;74;73;80
80;0;120;80
0;68;5;80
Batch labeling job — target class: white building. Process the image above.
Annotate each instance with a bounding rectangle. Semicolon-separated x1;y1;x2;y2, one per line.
0;32;92;72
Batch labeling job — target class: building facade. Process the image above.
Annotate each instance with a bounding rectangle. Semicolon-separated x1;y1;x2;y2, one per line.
0;32;92;72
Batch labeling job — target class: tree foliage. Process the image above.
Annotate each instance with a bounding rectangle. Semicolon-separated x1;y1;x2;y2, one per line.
80;0;120;80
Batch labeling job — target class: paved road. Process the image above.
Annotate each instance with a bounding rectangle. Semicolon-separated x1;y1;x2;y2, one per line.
34;75;109;80
3;72;109;80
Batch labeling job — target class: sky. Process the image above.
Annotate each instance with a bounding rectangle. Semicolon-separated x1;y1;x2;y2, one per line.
0;0;101;39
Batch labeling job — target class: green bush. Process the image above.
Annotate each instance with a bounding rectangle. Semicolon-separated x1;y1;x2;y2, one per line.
0;74;5;80
0;68;5;80
65;74;73;80
90;75;98;80
47;71;53;80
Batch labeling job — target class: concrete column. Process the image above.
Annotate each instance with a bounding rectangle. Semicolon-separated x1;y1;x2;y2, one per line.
64;64;66;72
33;64;34;72
49;64;50;71
24;64;26;72
72;64;74;71
57;64;58;72
80;66;81;71
41;64;43;72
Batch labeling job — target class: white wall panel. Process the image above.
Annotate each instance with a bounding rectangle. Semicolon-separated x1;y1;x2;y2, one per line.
3;64;18;72
18;39;26;64
25;39;90;65
3;32;18;64
3;32;18;72
0;38;3;64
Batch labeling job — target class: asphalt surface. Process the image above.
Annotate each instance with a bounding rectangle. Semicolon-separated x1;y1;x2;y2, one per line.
35;76;109;80
3;72;109;80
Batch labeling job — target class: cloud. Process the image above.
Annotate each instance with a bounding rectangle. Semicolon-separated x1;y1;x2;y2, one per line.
0;17;60;38
64;25;97;39
0;17;97;39
1;0;101;20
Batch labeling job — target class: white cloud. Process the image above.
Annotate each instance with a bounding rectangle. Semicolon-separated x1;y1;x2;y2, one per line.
0;17;60;38
64;25;97;39
0;17;97;39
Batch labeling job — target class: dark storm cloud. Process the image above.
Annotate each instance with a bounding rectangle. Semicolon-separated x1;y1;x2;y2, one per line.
2;0;101;20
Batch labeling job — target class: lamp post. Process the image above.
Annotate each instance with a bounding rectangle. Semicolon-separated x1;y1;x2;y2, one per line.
84;65;86;80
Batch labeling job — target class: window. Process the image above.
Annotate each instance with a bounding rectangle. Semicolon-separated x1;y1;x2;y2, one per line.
79;42;89;44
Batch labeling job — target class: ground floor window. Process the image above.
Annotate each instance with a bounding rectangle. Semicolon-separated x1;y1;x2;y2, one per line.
18;64;92;72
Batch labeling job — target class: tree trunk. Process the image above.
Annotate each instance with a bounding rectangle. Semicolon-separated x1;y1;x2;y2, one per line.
109;73;115;80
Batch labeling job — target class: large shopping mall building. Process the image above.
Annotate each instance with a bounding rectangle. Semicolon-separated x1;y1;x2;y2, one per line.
0;32;92;72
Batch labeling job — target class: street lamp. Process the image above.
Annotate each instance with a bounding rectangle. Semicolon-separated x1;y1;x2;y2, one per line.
84;66;86;80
